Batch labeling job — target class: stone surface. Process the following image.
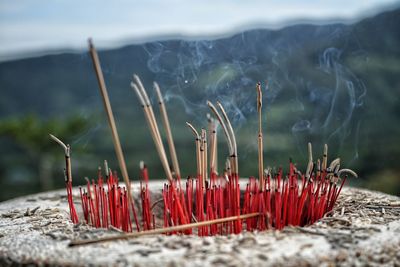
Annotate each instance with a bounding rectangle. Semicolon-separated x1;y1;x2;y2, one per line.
0;184;399;266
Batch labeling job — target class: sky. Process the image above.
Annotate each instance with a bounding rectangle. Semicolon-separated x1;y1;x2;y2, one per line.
0;0;399;61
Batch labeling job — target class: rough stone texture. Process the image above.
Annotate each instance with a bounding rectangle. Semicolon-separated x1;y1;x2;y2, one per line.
0;184;399;267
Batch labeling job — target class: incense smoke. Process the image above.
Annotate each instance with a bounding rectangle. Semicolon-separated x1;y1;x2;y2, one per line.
143;27;367;161
291;46;367;160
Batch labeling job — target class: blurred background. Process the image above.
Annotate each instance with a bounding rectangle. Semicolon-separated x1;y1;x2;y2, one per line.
0;0;399;201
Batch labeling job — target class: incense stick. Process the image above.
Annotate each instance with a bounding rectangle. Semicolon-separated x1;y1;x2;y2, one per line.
49;134;79;223
186;122;201;177
207;114;218;174
201;129;208;185
154;82;181;179
225;158;231;176
207;115;215;173
131;82;173;181
305;142;313;179
216;102;238;174
88;39;132;201
256;82;264;188
69;212;261;246
207;101;234;161
49;134;71;182
322;144;328;171
216;102;236;155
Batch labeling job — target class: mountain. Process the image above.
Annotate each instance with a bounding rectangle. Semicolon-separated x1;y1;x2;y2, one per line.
0;8;399;199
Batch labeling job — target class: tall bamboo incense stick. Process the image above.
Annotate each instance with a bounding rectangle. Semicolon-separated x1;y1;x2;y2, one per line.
256;82;264;188
154;82;181;179
69;212;260;246
88;39;132;202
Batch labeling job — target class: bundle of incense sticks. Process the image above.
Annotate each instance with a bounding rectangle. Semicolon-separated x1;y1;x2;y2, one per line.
50;40;358;244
